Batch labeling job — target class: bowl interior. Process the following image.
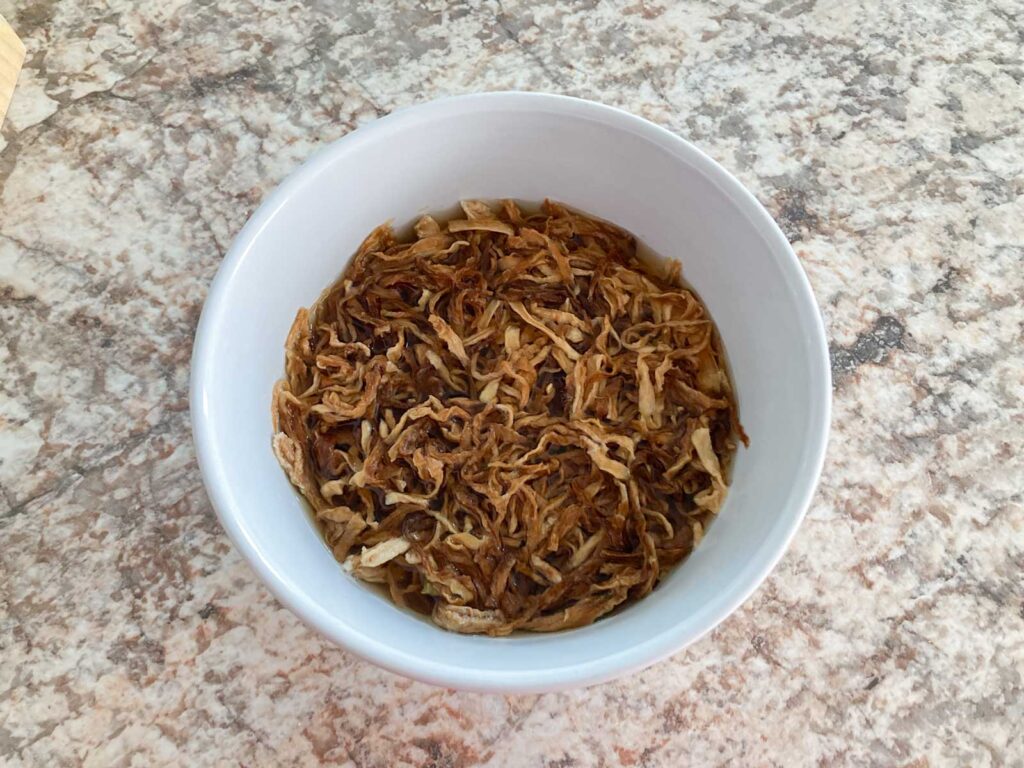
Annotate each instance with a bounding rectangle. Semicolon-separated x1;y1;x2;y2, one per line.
192;94;830;692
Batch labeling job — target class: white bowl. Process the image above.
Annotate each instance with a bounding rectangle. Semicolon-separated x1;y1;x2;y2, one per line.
190;93;831;693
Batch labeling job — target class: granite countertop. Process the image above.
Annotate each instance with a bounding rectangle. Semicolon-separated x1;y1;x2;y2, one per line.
2;0;1022;765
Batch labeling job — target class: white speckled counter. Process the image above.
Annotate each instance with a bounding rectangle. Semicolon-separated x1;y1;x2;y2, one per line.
1;1;1022;765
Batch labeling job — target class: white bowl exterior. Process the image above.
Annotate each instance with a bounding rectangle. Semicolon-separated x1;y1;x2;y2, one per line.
191;93;830;693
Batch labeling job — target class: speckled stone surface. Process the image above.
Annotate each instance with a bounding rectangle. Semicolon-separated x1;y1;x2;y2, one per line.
1;0;1022;765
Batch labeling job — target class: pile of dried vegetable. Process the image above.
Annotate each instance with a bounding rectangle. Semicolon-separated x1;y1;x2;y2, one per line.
273;200;744;635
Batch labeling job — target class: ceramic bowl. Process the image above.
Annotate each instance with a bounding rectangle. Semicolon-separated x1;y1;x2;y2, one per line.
190;92;831;693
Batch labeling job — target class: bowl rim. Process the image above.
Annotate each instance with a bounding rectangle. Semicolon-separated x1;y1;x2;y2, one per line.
190;91;832;693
